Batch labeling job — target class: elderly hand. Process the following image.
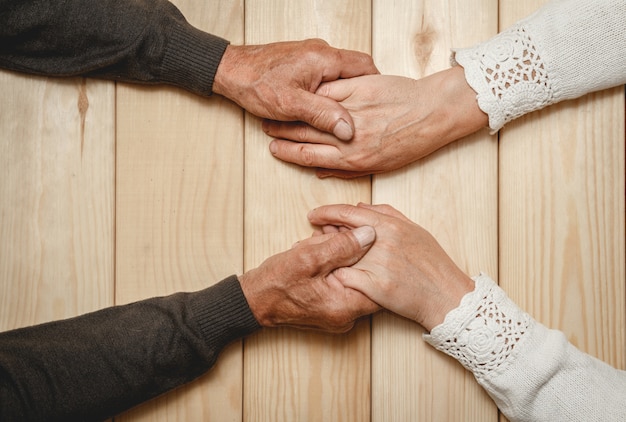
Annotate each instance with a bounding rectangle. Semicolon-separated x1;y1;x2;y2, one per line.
307;203;474;331
213;39;379;141
264;66;488;178
238;225;380;333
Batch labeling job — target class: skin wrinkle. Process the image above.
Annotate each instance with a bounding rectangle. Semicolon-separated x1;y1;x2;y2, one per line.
264;66;488;178
213;39;378;141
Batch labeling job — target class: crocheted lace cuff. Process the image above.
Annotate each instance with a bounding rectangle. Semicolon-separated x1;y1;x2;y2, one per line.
452;23;555;132
423;274;532;380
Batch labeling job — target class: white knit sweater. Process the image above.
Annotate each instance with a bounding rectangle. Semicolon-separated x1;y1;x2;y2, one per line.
425;275;626;421
425;0;626;420
453;0;626;132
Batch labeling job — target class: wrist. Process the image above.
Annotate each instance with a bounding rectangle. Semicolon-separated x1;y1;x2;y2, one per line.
419;269;475;332
213;45;240;99
400;67;489;163
440;65;489;139
237;270;277;328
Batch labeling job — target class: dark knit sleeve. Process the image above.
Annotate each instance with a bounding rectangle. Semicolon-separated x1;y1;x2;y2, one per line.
0;0;229;96
0;275;260;422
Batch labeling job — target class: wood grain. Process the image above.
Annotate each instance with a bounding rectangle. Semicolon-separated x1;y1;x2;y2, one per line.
114;1;245;420
499;0;625;370
243;1;372;421
371;0;499;420
0;73;115;331
2;1;624;421
497;2;625;421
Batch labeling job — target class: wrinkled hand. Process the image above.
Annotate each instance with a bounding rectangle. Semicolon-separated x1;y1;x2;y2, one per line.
238;225;380;333
307;203;474;331
213;39;379;141
265;66;488;178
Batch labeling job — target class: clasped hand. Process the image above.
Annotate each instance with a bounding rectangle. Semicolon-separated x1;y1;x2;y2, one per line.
264;67;488;178
308;203;475;331
239;203;474;334
238;225;380;333
213;39;379;142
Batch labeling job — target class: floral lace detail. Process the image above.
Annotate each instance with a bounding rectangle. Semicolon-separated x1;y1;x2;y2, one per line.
452;24;554;131
424;274;532;380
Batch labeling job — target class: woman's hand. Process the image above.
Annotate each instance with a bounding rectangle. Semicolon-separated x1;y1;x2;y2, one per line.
308;203;474;331
265;66;488;178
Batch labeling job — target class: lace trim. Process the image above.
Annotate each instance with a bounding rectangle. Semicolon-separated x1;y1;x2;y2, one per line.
424;274;532;380
452;24;555;131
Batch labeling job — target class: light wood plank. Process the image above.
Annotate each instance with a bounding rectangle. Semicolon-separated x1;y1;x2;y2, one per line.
498;4;625;422
243;1;372;421
0;73;115;330
500;87;626;363
115;1;245;420
499;0;625;370
371;0;499;420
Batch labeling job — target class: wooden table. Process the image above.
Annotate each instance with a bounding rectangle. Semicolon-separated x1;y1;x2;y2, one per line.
1;0;623;420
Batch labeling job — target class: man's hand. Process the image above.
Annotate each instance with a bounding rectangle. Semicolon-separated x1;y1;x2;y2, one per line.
212;39;379;141
307;203;474;331
238;225;380;333
264;67;488;178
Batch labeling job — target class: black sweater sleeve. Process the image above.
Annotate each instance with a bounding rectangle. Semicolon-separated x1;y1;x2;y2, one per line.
0;0;229;96
0;275;261;422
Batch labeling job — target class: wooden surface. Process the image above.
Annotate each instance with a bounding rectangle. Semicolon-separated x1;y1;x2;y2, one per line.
115;1;245;420
371;1;499;420
0;75;115;327
0;1;623;421
498;0;626;371
243;2;372;421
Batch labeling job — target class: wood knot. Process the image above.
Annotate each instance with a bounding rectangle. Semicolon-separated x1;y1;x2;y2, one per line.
413;21;437;75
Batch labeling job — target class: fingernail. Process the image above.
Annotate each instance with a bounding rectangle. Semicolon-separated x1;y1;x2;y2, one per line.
269;141;277;154
333;119;353;141
352;226;375;248
262;121;269;133
316;171;330;179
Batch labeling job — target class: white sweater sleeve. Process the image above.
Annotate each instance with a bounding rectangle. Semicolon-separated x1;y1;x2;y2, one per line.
424;274;626;422
452;0;626;132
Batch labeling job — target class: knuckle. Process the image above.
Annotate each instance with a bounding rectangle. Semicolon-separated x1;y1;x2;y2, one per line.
379;279;396;297
303;39;337;69
306;38;329;50
379;203;395;213
360;53;376;68
296;247;320;273
279;91;299;118
326;234;356;260
337;204;359;221
307;106;329;126
385;221;403;238
297;144;317;166
295;124;310;142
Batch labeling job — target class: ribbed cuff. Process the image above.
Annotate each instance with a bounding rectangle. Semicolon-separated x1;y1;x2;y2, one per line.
160;21;230;96
190;275;261;353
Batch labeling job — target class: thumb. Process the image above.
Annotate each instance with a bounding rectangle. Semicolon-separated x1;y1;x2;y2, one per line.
349;225;376;249
296;91;355;141
315;225;375;273
333;267;379;304
315;79;355;101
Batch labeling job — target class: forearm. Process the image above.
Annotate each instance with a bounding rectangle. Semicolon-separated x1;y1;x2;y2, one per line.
0;275;260;422
454;0;626;131
424;274;626;421
0;0;229;96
